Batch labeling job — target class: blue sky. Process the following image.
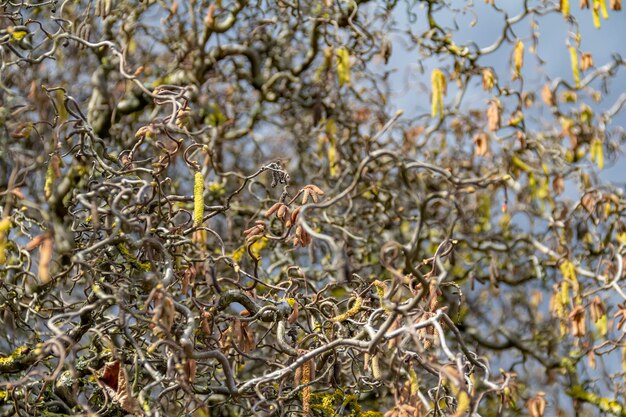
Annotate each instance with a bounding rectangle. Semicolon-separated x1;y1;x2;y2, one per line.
372;1;624;189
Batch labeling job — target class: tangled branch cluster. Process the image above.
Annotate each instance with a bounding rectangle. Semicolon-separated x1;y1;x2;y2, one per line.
1;0;625;416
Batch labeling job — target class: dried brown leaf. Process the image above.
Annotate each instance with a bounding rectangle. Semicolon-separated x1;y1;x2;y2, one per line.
232;318;255;353
205;3;217;26
590;296;605;322
473;132;489;156
541;85;556;106
288;301;299;324
581;193;597;213
552;175;565;195
487;99;501;132
151;295;176;337
568;305;586;337
527;392;546;417
98;361;142;416
185;359;197;383
581;52;593;71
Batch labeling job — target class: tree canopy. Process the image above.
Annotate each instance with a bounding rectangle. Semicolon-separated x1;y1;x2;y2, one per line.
1;0;625;416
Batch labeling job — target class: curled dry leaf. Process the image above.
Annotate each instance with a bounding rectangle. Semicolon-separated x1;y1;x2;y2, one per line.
552;175;565;195
541;84;556;106
288;301;299;324
523;92;535;108
473;132;489;156
181;265;197;294
97;361;142;416
568;305;586;337
200;309;214;336
384;372;425;417
581;193;597;214
590;296;605;322
487;99;501;132
561;90;577;103
354;107;371;123
614;303;626;330
508;110;524;126
581;52;593;71
232;314;255;353
151;294;176;337
184;359;197;384
205;3;217;26
482;68;495;91
10;123;32;139
526;392;546;417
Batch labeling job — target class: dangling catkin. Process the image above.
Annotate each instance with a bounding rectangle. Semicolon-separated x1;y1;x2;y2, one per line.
569;47;580;88
561;0;570;16
193;172;204;226
431;69;446;118
330;296;363;322
592;0;602;27
513;40;524;79
371;354;382;379
302;359;311;417
600;0;609;18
